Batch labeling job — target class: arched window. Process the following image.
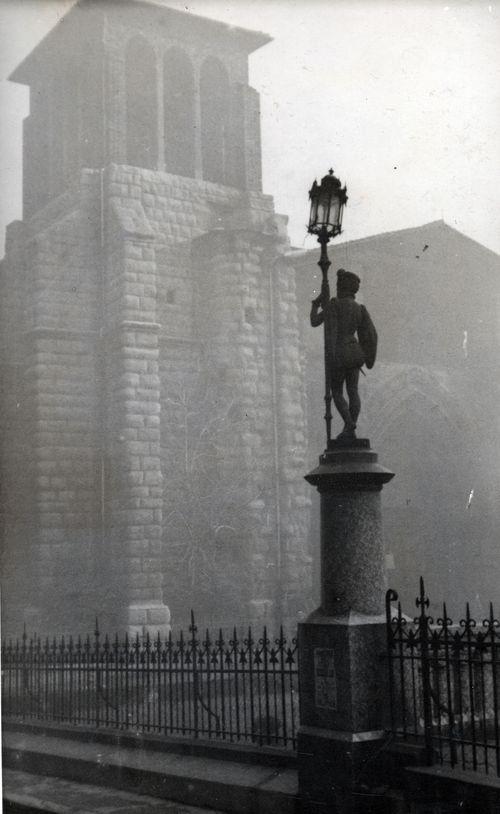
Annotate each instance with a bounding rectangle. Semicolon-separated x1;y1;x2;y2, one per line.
200;57;230;185
163;48;195;178
125;36;158;169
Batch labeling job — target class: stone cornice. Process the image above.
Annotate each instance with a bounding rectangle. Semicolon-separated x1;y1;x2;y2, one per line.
118;321;161;333
305;444;394;493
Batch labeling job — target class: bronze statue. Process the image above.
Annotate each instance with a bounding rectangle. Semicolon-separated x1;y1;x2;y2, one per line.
310;269;377;440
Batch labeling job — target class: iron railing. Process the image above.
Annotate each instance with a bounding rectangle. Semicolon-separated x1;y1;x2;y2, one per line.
386;578;500;775
1;612;298;750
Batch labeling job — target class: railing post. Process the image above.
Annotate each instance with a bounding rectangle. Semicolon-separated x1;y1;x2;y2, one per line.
155;632;162;736
385;588;398;734
190;611;200;738
416;577;434;766
441;602;457;767
488;603;500;776
68;635;74;725
464;602;478;771
95;618;101;729
21;625;27;721
232;626;241;743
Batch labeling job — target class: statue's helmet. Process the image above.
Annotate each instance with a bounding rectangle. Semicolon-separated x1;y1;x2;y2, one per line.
337;268;360;295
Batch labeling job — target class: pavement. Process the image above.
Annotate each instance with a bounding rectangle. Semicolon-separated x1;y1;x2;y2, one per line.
3;768;226;813
2;726;299;814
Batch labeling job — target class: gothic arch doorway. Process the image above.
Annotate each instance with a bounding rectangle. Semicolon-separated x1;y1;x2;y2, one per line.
363;364;480;612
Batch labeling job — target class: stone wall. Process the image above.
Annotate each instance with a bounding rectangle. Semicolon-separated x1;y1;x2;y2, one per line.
105;163;311;626
1;163;311;635
0;180;101;634
0;224;35;631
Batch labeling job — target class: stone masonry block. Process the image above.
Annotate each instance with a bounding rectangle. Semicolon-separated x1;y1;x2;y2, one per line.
148;527;162;539
124;401;160;415
129;486;150;498
147;606;171;626
127;606;148;626
124;295;140;309
129;557;143;573
135;384;160;397
124;348;158;360
118;386;137;399
149;541;162;557
131;509;154;524
125;415;145;428
123;359;148;373
125;441;151;455
127;472;144;485
128;625;145;639
135;332;158;348
138;498;162;510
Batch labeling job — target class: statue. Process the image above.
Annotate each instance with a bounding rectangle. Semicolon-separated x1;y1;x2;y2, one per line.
310;268;377;440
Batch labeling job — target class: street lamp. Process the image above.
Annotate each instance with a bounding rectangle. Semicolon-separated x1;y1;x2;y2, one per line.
307;169;348;446
308;168;347;240
300;170;394;814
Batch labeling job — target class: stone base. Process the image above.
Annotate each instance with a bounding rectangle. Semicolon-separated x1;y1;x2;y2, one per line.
298;616;389;813
127;602;171;639
298;616;388;734
298;727;388;814
299;443;394;812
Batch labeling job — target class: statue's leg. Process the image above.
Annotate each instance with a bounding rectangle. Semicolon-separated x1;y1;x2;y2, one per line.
346;367;361;425
331;368;355;432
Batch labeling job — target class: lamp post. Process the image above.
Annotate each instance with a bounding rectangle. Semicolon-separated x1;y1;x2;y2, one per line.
307;169;347;446
298;170;394;814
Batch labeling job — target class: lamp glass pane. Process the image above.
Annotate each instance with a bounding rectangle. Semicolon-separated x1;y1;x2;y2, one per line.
328;198;340;230
309;197;319;229
317;200;329;227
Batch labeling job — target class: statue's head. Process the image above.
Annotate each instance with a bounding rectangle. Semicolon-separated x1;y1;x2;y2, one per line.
336;268;360;297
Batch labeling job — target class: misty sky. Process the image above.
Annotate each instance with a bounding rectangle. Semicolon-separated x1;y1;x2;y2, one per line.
0;0;499;255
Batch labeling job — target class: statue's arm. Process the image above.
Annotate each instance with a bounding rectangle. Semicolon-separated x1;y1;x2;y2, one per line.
310;295;324;327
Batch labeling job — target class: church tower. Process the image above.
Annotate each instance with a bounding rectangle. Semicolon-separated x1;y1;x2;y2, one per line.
0;0;311;635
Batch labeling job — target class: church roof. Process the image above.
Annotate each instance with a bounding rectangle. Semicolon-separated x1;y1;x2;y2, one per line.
287;220;500;265
10;0;271;85
291;218;500;371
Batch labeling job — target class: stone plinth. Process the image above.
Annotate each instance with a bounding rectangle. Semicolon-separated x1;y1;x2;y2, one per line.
298;440;394;814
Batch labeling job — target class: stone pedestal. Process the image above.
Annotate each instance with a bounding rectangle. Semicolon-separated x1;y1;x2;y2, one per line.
298;440;394;814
